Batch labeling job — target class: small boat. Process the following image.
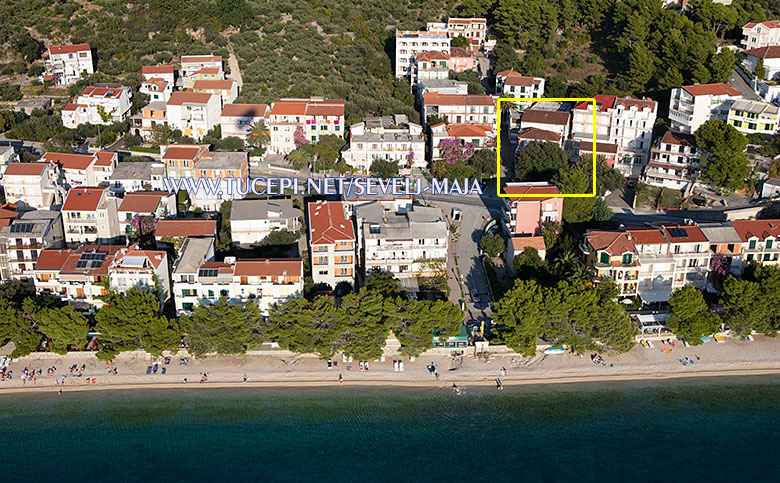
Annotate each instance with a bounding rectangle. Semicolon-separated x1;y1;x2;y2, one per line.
544;347;565;354
748;335;755;341
701;336;711;343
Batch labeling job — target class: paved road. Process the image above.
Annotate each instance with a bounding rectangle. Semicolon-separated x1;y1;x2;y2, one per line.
729;69;761;101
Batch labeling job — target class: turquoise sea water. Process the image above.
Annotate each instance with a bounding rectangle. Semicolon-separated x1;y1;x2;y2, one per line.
1;378;779;482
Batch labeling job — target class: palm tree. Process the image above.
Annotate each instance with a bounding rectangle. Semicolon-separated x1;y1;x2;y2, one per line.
247;121;270;148
552;250;579;277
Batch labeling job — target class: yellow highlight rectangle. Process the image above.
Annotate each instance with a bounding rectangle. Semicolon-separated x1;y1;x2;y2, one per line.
496;97;597;198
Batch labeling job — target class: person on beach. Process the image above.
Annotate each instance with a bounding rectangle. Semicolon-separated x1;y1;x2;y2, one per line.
243;373;248;383
57;389;62;396
339;373;343;384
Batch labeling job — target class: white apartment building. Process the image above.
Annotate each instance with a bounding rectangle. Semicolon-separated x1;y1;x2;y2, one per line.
727;99;779;134
172;238;302;316
268;98;345;154
117;191;176;237
571;95;658;177
191;79;238;106
220;103;270;140
416;79;469;97
108;244;171;305
130;101;167;140
413;51;450;84
61;86;132;129
33;244;123;311
308;201;356;290
395;29;451;78
625;227;676;303
180;55;223;78
0;210;64;282
732;220;780;269
41;151;117;188
669;83;742;134
108;161;166;196
429;123;494;160
659;223;711;291
61;187;120;245
166;92;221;140
427;18;487;52
644;131;701;189
495;70;545;98
141;65;176;85
230;199;303;246
520;108;571;139
356;203;448;283
342;115;426;172
42;44;94;86
742;46;780;81
742;20;780;50
0;162;64;209
140;77;172;103
422;93;499;130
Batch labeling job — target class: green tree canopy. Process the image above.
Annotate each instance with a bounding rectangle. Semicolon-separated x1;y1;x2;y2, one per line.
481;233;506;258
182;298;262;357
667;285;720;344
515;141;568;181
695;120;749;191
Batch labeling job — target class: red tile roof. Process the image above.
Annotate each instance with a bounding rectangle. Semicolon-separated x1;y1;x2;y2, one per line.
660;130;697;147
423;93;497;106
62;103;81;111
574;95;656;112
167;92;214;105
308;201;355;245
118;192;167;213
269;99;345;117
744;45;780;59
221;103;270;118
142;65;175;75
659;224;708;243
445;124;492;137
744;20;780;29
504;75;542;87
3;163;47;176
59;245;123;276
48;44;90;55
580;141;619;154
62;187;106;212
35;249;71;271
450;47;472;59
517;127;561;142
116;244;167;269
162;145;202;160
41;152;95;171
417;51;450;61
155;219;216;237
510;236;546;252
731;219;780;241
496;70;521;77
192;79;234;90
625;227;668;245
233;258;303;277
80;86;124;99
584;230;636;255
521;109;570;126
94;151;116;167
181;55;222;63
682;83;741;97
503;184;562;200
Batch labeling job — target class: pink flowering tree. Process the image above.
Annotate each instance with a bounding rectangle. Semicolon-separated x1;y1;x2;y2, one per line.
293;125;309;147
438;138;476;164
406;147;415;167
130;214;157;238
709;253;730;290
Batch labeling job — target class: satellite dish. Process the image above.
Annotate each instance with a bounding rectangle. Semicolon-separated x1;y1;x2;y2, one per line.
622;298;634;305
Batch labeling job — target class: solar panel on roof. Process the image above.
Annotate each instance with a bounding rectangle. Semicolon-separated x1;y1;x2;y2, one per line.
669;228;687;238
10;223;35;233
199;268;218;277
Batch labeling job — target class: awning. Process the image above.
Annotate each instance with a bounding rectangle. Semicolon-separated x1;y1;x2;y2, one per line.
639;289;672;303
398;277;419;294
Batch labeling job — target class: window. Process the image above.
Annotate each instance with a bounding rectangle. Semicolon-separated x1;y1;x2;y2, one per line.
747;254;754;261
764;254;771;261
749;239;757;249
622;253;633;265
767;239;774;249
600;252;609;264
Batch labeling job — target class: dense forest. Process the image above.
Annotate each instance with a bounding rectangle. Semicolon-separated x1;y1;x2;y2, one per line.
0;0;775;125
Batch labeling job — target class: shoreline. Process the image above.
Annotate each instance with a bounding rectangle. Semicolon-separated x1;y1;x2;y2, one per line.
3;367;780;396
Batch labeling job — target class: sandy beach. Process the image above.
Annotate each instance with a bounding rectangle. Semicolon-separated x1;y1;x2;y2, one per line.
2;335;780;395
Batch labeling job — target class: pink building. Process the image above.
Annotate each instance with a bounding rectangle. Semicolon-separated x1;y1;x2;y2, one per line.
449;47;474;72
503;182;563;237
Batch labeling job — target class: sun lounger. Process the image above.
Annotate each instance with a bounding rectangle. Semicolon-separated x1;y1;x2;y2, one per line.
647;340;654;348
714;334;725;343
